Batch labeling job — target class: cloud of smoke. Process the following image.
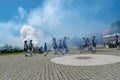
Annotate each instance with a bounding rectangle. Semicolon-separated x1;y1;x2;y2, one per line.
20;25;39;46
19;0;63;47
20;0;109;47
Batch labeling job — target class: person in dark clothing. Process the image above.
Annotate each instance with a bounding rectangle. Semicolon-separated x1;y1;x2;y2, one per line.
86;37;91;52
24;40;28;57
80;37;87;53
39;46;44;54
59;40;63;49
44;38;57;56
63;37;68;53
57;40;65;54
29;40;33;55
44;38;64;56
52;38;58;53
115;35;119;48
92;36;97;54
24;40;28;52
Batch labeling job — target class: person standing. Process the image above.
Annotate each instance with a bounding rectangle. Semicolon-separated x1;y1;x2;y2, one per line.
86;37;91;52
59;40;62;49
24;40;28;57
115;35;119;48
63;37;68;53
52;38;58;54
58;40;64;55
92;36;97;54
44;38;58;56
44;38;64;56
80;37;87;53
29;40;33;55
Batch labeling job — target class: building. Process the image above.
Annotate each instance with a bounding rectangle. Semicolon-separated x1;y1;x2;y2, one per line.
103;33;120;48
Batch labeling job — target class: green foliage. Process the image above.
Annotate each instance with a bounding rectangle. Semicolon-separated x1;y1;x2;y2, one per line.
0;49;23;54
106;42;115;48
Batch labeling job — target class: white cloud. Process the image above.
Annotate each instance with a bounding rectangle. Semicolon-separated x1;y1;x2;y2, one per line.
18;7;27;19
0;22;21;47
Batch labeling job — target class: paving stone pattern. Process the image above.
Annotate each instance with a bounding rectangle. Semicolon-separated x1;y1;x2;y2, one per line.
0;49;120;80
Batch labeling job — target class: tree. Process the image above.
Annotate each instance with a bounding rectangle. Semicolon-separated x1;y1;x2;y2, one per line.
44;42;47;52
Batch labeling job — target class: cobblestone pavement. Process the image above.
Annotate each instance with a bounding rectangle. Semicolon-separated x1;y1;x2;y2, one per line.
0;49;120;80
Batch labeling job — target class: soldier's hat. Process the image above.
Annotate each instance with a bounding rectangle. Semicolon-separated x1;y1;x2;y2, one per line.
24;40;27;42
64;37;67;39
53;38;56;40
93;36;96;38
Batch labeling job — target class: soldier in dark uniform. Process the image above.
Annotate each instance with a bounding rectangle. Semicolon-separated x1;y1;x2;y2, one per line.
92;36;97;54
80;37;87;53
39;46;44;54
57;40;64;55
24;40;28;57
53;38;58;54
44;38;57;56
86;37;92;52
44;38;64;56
115;35;119;48
59;40;62;49
29;40;33;55
63;37;68;53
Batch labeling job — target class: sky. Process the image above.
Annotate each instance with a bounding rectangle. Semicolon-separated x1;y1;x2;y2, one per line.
0;0;120;47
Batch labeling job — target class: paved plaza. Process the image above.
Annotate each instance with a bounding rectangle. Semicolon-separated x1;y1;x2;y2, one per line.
0;49;120;80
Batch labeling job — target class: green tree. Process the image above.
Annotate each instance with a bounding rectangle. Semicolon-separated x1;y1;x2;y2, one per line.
44;42;47;52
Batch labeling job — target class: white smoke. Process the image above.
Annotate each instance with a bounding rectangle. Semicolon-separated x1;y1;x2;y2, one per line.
20;25;38;46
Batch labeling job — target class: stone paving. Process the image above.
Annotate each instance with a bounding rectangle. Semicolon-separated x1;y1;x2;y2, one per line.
0;49;120;80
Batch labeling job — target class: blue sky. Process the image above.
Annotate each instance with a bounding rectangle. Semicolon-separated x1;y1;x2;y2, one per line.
0;0;44;21
0;0;120;46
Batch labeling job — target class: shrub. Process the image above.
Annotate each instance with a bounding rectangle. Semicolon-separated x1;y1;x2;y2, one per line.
106;42;115;48
0;48;23;54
